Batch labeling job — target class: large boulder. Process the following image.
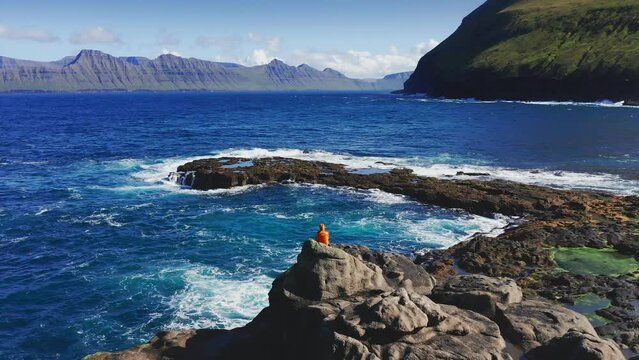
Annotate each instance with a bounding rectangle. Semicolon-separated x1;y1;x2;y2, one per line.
526;330;624;360
276;240;392;301
496;299;597;351
431;274;522;318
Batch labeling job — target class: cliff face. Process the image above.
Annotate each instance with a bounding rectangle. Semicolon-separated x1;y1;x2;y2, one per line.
404;0;639;103
0;50;403;92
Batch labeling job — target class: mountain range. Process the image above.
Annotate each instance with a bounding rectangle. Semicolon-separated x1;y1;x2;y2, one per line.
0;49;411;92
405;0;639;103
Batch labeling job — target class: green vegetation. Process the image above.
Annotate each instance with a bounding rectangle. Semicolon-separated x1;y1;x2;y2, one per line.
473;0;639;77
405;0;639;101
552;247;639;276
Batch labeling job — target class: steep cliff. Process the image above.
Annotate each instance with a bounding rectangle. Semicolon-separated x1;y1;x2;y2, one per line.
404;0;639;103
0;50;401;92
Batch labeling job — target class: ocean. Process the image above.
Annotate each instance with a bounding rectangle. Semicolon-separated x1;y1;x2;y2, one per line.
1;92;638;359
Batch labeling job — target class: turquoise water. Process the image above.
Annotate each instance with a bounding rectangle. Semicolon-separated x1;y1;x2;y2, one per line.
1;93;638;359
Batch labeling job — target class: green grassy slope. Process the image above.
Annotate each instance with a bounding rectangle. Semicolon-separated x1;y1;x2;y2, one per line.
404;0;639;102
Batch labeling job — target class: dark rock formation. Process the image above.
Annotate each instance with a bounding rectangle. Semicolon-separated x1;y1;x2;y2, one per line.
404;0;639;103
167;156;639;353
497;299;597;351
86;241;624;360
0;50;405;92
527;331;626;360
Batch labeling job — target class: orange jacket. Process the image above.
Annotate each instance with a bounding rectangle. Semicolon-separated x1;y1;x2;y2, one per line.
316;224;330;245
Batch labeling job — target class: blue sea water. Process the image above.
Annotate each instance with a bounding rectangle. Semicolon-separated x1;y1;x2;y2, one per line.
0;92;638;360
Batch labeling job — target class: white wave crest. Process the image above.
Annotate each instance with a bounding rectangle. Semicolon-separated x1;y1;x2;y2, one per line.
348;212;511;249
364;189;408;205
209;148;638;195
166;266;272;330
399;97;634;108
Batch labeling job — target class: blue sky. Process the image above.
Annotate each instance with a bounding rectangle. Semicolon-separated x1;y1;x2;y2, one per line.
0;0;484;77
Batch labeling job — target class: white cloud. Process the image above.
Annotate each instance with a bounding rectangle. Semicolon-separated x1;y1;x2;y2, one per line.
162;48;182;57
0;23;58;43
69;26;121;45
247;32;280;53
197;32;281;65
241;49;273;66
288;40;440;78
414;39;440;56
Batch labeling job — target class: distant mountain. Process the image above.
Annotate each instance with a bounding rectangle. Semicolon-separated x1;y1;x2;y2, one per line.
404;0;639;103
362;71;413;91
0;50;407;92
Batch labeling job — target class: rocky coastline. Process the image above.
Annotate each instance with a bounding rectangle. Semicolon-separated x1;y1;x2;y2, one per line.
87;157;639;359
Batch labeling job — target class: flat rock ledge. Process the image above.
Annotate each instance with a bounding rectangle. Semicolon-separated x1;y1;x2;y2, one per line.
86;241;624;360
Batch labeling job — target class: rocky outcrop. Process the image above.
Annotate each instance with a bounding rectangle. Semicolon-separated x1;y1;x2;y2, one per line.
87;241;625;360
276;240;393;301
0;50;404;92
166;156;639;353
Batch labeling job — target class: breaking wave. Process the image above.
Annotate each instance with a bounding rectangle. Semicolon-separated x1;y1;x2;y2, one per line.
209;148;639;195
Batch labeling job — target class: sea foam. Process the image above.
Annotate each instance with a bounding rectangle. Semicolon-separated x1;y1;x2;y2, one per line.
211;148;639;195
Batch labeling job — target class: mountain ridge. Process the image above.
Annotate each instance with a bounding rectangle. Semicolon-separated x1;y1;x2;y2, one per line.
0;50;410;92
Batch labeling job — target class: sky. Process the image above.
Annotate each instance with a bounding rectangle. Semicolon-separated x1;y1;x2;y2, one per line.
0;0;484;78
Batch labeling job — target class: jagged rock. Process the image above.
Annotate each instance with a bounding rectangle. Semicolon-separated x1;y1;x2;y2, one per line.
373;304;509;360
431;274;522;318
336;288;436;339
337;244;436;294
497;299;597;352
526;330;625;360
335;289;510;360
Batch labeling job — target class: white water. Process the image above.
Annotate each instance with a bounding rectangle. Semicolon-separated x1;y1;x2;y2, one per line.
399;97;634;108
208;148;639;195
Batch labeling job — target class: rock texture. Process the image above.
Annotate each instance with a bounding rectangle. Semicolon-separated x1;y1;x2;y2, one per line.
167;156;639;353
527;331;626;360
0;50;404;92
404;0;639;103
86;241;624;360
497;299;597;351
431;275;522;318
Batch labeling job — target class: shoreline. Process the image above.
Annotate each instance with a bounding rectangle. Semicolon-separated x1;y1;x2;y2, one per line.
84;156;639;358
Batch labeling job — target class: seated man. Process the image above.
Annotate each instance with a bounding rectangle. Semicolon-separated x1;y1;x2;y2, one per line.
316;224;330;245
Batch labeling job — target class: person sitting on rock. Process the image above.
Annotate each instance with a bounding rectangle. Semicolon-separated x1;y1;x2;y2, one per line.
316;224;330;245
